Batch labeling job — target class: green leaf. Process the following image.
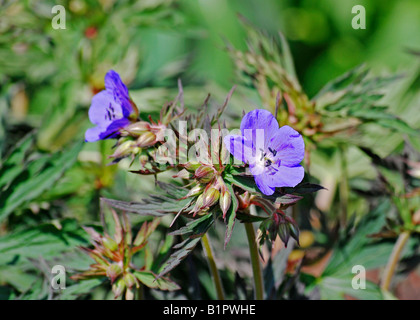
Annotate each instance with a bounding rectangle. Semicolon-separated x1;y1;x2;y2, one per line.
103;182;191;217
157;237;202;279
134;271;180;291
224;183;238;249
224;173;260;193
0;140;83;222
59;279;104;300
158;211;216;278
313;201;415;300
0;219;90;293
376;118;420;136
0;132;35;189
169;213;214;237
319;277;383;300
283;183;325;195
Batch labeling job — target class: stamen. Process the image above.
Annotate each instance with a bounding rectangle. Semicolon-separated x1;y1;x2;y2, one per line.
268;147;277;156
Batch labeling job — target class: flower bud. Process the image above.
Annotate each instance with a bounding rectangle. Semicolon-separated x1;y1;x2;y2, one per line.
125;121;151;135
194;166;215;183
219;189;231;219
110;140;136;158
285;216;300;246
185;184;204;198
136;131;156;147
112;277;126;298
183;163;200;172
102;236;118;251
139;154;148;167
202;188;220;208
123;272;137;289
278;223;290;247
191;194;204;216
173;169;192;180
237;191;251;210
106;263;123;283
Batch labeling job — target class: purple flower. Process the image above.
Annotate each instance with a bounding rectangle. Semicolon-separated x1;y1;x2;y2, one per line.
224;109;305;195
85;70;136;142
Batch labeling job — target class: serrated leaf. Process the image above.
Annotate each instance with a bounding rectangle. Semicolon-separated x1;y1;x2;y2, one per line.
102;183;191;217
224;183;238;249
0;141;83;222
0;132;35;189
134;271;180;291
157;237;202;278
169;213;214;237
58;279;104;300
376;118;420;136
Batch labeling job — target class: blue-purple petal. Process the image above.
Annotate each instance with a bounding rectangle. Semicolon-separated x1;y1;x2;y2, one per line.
240;109;279;147
85;118;131;142
254;173;276;195
267;164;304;188
104;70;133;118
268;125;305;166
88;91;124;126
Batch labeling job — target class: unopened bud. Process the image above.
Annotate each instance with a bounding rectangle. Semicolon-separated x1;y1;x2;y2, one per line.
112;278;126;298
192;194;204;215
125;121;151;135
285;216;300;246
106;263;123;283
183;163;200;172
123;272;137;288
237;191;251;210
111;140;136;158
278;223;290;247
139;154;148;167
102;236;118;251
202;188;220;208
185;184;204;198
136;131;156;147
173;169;192;180
219;189;232;219
194;166;215;183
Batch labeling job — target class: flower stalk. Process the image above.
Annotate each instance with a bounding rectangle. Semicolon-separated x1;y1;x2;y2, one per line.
381;230;411;292
245;219;264;300
202;233;225;300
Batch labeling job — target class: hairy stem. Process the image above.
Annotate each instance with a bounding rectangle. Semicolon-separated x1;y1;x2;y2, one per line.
245;222;264;300
381;230;411;292
202;233;225;300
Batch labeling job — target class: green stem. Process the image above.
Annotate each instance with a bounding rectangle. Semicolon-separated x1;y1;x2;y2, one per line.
137;283;144;300
381;230;411;292
245;222;264;300
202;233;225;300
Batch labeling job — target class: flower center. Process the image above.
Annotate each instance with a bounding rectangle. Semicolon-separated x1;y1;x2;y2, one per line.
259;147;278;168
